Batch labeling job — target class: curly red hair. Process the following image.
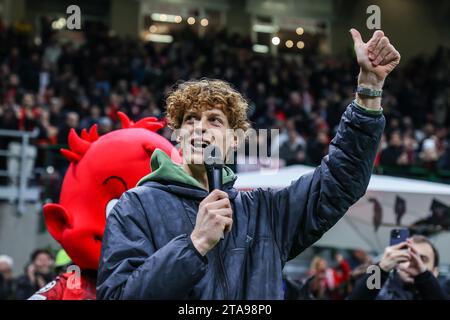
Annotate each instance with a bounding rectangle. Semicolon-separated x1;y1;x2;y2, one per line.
165;78;251;131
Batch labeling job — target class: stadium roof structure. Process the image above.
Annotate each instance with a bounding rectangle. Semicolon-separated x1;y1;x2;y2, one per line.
235;165;450;264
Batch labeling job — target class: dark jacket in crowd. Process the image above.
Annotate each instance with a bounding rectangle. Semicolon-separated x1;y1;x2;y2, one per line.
0;274;15;300
380;145;404;166
15;272;54;300
347;266;449;300
96;102;385;299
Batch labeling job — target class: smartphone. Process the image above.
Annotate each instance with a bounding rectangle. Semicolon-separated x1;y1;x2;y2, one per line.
390;228;409;246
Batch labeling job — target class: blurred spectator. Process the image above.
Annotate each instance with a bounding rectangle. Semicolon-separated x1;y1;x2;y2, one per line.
48;97;63;127
80;105;101;129
346;249;375;293
420;135;439;166
347;249;373;270
438;144;450;170
98;116;113;135
347;236;448;300
15;249;55;300
403;135;418;165
306;131;329;165
57;111;79;144
279;128;306;166
283;274;316;300
18;93;40;131
380;131;409;166
309;254;350;300
0;255;15;300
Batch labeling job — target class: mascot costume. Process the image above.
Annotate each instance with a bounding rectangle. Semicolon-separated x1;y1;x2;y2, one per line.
28;112;182;299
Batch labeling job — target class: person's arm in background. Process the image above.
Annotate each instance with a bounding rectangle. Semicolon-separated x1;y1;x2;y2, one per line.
347;242;410;300
264;29;400;263
414;271;448;300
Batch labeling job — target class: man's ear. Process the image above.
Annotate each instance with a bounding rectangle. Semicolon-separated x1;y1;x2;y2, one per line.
43;203;73;243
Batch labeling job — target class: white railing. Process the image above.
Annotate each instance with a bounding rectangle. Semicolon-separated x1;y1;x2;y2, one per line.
0;128;40;215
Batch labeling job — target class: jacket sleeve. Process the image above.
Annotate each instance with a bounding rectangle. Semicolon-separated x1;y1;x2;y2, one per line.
267;102;385;262
96;190;208;299
414;270;449;300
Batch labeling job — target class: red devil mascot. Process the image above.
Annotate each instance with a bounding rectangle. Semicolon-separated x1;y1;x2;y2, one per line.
28;113;181;299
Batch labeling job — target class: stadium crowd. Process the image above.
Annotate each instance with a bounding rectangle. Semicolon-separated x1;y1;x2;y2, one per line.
1;19;450;180
0;19;450;300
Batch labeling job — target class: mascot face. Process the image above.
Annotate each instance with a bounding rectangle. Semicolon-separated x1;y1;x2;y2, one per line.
43;113;182;270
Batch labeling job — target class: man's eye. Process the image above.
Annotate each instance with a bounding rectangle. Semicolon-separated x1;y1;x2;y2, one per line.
211;117;222;125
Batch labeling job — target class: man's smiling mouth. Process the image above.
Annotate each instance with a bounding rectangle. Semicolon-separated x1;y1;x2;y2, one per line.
190;138;211;151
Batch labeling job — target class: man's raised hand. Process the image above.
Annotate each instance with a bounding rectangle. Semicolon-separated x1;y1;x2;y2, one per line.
350;28;401;86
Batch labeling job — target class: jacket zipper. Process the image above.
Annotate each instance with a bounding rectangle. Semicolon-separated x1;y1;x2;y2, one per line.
217;241;230;299
191;197;231;299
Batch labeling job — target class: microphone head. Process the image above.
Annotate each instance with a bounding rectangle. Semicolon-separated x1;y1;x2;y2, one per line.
204;144;223;167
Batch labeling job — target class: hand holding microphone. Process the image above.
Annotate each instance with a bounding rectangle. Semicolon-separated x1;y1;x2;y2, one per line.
190;145;233;256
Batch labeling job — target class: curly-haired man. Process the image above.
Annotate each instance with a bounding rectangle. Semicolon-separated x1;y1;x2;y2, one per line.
97;29;400;299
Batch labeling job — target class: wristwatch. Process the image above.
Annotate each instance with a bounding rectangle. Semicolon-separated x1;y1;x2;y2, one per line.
356;86;382;98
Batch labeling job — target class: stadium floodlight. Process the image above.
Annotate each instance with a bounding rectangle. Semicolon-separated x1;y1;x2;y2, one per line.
51;17;66;30
271;36;280;46
252;24;279;33
200;18;209;27
151;13;182;23
146;34;174;43
252;44;269;53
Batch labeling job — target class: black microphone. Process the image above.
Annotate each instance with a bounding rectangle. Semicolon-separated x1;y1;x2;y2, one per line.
204;145;223;193
204;145;225;240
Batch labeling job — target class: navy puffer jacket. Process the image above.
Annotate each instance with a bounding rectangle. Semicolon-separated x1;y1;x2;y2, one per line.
97;102;385;299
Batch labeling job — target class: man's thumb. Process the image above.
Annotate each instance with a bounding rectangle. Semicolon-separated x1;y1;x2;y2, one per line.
350;28;363;45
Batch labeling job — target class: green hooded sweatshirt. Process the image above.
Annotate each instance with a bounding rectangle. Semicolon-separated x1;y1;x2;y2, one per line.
136;149;236;189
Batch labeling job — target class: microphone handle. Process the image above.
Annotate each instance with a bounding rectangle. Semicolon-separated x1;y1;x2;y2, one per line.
209;167;223;192
207;166;225;239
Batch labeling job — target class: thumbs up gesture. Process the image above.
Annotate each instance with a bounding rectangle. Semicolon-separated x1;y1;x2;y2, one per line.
350;28;401;89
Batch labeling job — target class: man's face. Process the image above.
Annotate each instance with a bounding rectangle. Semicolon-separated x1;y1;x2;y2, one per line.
66;112;79;128
23;94;34;108
178;107;235;166
33;253;54;275
390;132;402;147
314;259;328;275
397;241;437;283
